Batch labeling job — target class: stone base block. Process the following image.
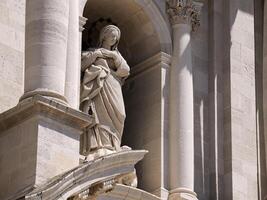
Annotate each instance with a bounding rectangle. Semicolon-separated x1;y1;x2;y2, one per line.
168;188;198;200
0;95;93;200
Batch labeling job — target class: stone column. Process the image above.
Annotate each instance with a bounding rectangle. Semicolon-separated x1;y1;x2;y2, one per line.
167;1;202;199
21;0;70;104
65;0;80;109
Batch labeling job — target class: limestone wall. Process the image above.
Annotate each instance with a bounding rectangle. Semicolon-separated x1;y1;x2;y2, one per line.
0;0;25;113
208;0;260;199
0;117;37;200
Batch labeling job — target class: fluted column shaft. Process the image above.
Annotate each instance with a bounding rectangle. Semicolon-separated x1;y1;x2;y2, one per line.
21;0;70;103
167;1;202;199
65;0;80;109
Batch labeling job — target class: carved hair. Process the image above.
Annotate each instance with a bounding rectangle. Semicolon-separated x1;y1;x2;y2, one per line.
98;25;121;50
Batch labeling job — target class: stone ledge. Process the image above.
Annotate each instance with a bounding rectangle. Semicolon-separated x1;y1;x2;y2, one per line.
0;95;94;132
21;150;148;200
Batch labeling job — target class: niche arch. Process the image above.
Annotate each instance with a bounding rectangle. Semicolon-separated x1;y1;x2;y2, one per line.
80;0;172;66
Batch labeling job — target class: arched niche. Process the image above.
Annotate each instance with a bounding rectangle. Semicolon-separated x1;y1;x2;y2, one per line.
81;0;171;66
81;0;172;197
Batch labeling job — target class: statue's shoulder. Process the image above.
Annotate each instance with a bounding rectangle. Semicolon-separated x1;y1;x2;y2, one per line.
82;48;98;59
82;48;96;54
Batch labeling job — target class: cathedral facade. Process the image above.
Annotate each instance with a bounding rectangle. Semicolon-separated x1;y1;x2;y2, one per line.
0;0;266;200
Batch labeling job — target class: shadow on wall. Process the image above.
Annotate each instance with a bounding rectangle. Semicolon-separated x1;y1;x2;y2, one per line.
208;0;265;199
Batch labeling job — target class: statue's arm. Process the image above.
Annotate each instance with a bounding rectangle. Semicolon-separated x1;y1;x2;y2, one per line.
114;53;130;77
81;50;101;72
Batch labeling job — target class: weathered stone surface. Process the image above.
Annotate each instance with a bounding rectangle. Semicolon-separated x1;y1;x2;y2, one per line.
0;0;265;200
0;95;94;132
223;0;258;199
0;0;25;113
0;96;93;200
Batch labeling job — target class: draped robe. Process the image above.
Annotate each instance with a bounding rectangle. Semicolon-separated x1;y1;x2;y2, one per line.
80;50;130;156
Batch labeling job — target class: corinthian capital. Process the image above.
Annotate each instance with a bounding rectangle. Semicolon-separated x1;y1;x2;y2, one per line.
167;0;203;31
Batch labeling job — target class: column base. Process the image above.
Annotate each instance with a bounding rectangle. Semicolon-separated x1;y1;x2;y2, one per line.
20;89;68;106
168;188;198;200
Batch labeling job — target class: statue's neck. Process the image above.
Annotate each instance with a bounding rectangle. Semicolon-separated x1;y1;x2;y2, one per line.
102;43;111;50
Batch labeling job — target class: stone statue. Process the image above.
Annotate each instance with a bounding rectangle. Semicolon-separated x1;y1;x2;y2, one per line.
80;25;130;158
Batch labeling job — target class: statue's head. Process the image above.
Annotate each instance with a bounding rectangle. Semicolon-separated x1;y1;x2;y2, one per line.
99;25;121;50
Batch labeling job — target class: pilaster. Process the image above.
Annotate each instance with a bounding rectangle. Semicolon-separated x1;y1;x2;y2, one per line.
223;0;258;199
65;0;80;109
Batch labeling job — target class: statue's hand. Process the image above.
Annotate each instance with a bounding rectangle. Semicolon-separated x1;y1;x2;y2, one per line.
94;49;104;58
100;49;117;59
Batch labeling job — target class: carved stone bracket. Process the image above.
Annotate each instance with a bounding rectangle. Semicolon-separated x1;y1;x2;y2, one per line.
166;0;203;31
73;179;116;200
74;171;138;200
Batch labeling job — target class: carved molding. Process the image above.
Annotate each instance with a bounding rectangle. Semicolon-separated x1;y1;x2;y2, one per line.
0;95;93;132
83;179;116;200
79;16;87;32
127;52;171;82
166;0;203;31
24;150;147;200
73;171;138;199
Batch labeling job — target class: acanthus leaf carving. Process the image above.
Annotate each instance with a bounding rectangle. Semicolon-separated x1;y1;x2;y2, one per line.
166;0;203;32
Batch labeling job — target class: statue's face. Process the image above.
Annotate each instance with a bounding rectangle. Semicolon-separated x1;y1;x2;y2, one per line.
104;29;119;47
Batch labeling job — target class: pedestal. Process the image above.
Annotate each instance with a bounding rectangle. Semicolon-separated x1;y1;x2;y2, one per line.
0;95;93;200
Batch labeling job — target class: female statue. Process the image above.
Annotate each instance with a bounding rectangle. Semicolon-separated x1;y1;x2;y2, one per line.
80;25;130;158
